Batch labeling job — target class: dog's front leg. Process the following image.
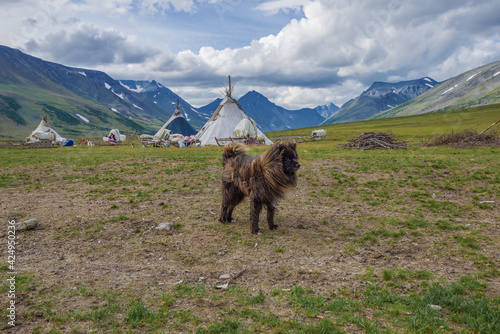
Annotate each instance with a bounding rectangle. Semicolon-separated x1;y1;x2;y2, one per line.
219;204;229;223
250;199;262;234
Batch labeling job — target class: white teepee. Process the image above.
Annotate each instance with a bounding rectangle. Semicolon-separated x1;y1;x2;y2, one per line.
26;116;66;143
196;77;272;146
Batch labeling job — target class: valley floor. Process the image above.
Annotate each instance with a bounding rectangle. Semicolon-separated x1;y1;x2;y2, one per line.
1;143;499;333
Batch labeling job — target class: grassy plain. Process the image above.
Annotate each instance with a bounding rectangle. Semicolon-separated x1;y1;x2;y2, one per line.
0;107;499;333
268;103;500;144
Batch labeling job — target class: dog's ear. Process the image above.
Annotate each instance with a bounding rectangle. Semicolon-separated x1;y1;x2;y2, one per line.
271;141;284;152
280;142;296;152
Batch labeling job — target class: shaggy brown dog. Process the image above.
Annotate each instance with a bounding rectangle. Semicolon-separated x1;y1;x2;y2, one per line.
219;141;300;234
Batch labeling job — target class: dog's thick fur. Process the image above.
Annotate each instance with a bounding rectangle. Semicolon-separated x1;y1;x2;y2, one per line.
219;141;300;234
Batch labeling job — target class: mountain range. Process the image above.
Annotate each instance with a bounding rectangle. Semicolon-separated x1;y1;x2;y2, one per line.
0;45;336;139
370;60;500;119
237;91;326;132
0;44;498;140
0;48;161;139
117;80;210;128
321;77;440;125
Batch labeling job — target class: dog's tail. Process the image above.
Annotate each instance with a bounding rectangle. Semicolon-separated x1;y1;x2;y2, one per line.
222;142;248;165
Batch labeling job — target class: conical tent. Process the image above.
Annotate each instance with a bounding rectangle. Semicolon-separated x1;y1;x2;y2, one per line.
26;116;66;143
196;77;272;146
164;102;197;136
139;122;171;142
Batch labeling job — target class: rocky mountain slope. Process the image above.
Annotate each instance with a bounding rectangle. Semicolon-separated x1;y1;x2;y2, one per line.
237;91;326;132
0;45;156;139
322;78;440;125
117;80;209;128
0;45;329;138
315;103;339;119
371;60;500;119
3;44;496;140
122;83;329;132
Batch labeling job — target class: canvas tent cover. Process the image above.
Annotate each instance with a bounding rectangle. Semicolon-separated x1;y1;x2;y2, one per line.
139;122;171;142
26;118;66;143
311;129;327;137
196;96;272;146
164;109;197;137
232;117;259;139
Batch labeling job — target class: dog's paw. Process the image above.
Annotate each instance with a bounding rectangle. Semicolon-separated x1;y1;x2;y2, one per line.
219;217;236;224
269;224;278;230
252;229;261;235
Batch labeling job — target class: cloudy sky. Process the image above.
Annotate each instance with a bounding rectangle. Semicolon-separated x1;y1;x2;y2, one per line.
2;0;500;109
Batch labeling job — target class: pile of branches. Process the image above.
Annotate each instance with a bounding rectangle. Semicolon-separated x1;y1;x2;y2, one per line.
424;129;500;148
342;131;408;150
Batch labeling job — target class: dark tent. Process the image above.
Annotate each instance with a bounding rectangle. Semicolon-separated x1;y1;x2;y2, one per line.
165;103;197;137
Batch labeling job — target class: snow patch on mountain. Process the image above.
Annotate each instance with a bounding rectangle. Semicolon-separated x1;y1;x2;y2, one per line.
466;72;480;82
441;85;458;96
120;81;144;93
76;113;90;123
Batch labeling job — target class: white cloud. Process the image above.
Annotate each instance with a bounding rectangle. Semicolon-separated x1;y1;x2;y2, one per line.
24;24;160;66
1;0;500;109
256;80;366;109
66;0;197;15
172;0;500;106
256;0;312;15
134;0;196;14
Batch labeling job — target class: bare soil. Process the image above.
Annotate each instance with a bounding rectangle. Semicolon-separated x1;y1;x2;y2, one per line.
1;156;499;332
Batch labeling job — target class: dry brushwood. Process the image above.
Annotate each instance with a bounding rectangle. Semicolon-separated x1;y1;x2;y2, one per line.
342;131;408;150
424;129;500;148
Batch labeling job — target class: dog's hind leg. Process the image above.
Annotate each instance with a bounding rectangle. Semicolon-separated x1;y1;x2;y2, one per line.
225;191;245;222
219;183;244;223
250;199;263;234
266;204;277;230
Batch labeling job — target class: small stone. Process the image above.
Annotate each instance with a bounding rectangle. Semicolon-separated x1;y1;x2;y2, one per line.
428;304;442;311
156;223;174;230
14;218;38;231
219;274;231;279
216;283;229;290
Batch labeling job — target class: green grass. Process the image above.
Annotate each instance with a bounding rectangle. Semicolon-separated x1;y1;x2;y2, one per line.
1;106;499;333
268;103;500;144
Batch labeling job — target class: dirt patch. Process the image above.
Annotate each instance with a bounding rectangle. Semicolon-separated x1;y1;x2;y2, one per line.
1;154;499;332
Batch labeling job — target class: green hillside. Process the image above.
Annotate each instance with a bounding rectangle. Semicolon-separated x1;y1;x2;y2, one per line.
267;103;500;145
0;83;153;140
371;60;500;120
